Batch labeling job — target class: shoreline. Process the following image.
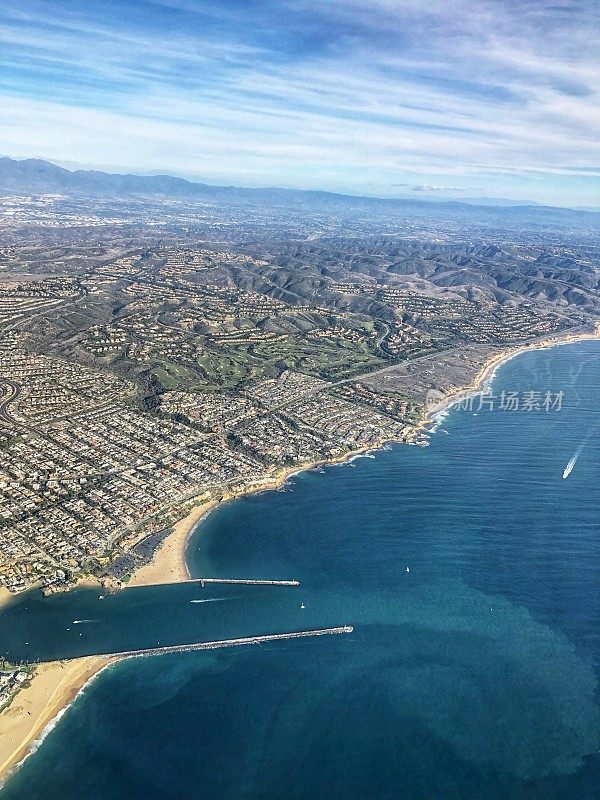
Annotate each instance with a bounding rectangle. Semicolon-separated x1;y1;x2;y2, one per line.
128;443;386;589
126;502;219;587
1;325;598;786
0;452;383;787
413;324;600;434
0;656;112;787
0;587;13;611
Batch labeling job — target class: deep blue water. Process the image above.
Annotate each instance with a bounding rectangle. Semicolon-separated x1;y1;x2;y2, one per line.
1;341;599;799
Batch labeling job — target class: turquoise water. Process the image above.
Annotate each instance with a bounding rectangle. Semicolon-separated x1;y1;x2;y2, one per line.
1;342;599;799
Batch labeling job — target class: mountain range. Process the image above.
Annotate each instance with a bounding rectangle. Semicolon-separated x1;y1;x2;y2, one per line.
0;157;596;221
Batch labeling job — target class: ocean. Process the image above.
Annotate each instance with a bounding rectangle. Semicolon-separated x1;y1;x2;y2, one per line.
1;341;599;799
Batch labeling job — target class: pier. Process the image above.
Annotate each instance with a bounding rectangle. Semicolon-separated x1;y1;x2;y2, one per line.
190;577;300;587
57;627;353;663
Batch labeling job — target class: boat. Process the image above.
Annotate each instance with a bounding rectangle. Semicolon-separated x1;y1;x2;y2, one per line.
562;450;581;479
300;602;305;609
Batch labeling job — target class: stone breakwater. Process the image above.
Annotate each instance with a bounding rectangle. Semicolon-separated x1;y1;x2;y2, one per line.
56;627;355;663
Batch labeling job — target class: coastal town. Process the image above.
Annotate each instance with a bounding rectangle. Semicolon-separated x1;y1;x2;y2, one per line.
0;666;31;712
1;0;598;793
0;187;598;759
0;222;595;601
0;341;415;596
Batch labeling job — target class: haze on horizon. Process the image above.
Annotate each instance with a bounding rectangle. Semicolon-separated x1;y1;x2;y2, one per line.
1;0;598;208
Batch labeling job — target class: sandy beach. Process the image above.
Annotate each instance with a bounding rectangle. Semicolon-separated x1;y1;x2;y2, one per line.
415;324;600;432
127;501;219;587
0;588;13;611
0;656;112;786
127;453;381;589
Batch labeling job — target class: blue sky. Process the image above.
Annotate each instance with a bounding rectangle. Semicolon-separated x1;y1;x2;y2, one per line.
1;0;599;206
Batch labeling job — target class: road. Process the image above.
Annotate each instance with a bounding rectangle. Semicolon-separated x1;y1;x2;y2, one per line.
0;377;20;424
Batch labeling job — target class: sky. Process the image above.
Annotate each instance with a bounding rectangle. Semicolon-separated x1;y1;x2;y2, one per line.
1;0;599;207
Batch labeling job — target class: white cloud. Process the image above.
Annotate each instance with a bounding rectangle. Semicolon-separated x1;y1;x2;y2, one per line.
0;0;598;204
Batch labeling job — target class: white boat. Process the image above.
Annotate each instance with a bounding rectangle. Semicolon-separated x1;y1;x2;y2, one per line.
300;602;305;609
562;446;583;479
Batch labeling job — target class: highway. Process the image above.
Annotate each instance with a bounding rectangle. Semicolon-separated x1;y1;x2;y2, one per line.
0;377;20;424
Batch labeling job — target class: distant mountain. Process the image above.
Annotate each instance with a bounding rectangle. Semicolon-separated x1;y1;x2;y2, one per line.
0;157;225;198
446;197;540;207
0;157;596;221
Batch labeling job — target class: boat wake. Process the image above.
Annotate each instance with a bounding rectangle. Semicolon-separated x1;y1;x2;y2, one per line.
190;597;228;604
72;619;98;624
562;444;584;479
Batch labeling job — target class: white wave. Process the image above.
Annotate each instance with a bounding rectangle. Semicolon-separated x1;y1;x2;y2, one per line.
0;662;113;788
347;450;378;463
428;407;450;433
285;469;304;479
346;454;363;463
